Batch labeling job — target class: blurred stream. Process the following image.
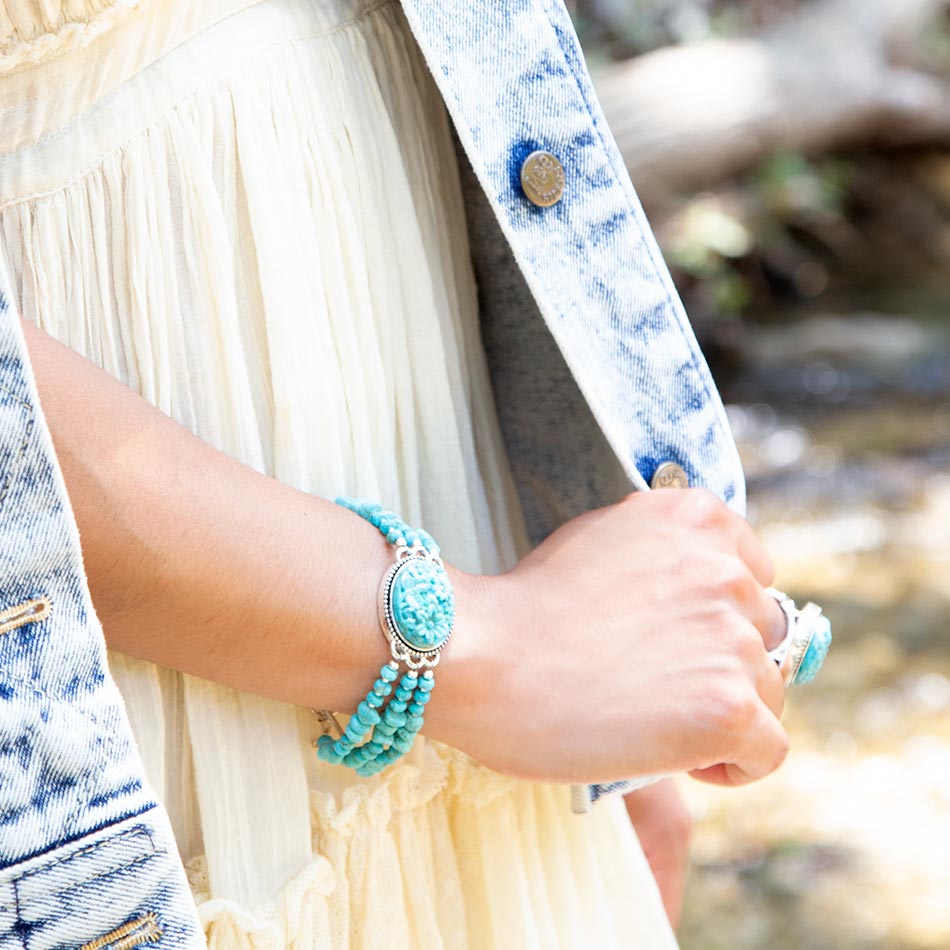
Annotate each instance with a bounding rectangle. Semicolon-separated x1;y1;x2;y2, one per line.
678;298;950;949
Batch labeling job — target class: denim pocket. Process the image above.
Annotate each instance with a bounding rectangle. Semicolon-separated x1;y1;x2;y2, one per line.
0;667;155;871
0;805;205;949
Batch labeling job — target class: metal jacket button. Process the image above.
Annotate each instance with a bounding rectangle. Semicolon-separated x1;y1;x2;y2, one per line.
650;461;689;489
520;150;565;207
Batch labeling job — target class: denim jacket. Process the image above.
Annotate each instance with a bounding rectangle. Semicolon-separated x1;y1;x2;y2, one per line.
0;281;206;944
0;0;743;939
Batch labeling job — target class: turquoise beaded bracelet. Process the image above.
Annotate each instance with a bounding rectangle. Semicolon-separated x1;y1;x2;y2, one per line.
313;497;455;777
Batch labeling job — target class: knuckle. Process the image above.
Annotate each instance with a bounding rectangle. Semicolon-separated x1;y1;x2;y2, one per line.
712;613;752;657
715;559;755;598
710;609;760;661
769;731;791;774
678;487;723;526
733;624;764;662
711;688;758;734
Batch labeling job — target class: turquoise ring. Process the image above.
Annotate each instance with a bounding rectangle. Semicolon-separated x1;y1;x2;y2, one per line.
766;589;832;686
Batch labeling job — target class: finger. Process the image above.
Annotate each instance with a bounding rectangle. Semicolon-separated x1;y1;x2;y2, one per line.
688;703;789;787
755;647;786;720
745;586;788;652
675;489;774;586
731;516;775;588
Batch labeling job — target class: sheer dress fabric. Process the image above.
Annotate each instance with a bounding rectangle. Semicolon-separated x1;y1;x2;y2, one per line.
0;0;679;945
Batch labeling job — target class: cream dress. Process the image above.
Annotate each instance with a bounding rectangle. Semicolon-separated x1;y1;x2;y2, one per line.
0;0;678;946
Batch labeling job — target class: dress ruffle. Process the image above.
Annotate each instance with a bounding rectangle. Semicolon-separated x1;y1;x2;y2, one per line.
0;0;153;73
189;740;672;949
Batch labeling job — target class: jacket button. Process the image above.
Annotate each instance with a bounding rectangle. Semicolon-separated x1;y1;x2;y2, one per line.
651;462;689;490
520;151;565;207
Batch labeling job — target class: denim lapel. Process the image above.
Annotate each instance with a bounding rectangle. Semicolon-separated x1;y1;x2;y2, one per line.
397;0;746;516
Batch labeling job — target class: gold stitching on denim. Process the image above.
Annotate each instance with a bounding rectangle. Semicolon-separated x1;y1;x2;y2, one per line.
79;912;163;950
0;595;51;634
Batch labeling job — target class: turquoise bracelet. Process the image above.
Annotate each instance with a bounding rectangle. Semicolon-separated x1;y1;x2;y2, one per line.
313;497;455;777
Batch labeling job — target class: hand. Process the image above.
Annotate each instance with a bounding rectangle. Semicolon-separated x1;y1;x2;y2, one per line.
426;487;789;786
623;780;692;931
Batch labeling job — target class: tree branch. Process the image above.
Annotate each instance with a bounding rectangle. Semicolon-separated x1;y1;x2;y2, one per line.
593;0;950;193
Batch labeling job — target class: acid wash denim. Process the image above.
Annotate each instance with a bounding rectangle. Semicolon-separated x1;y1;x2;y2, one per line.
398;0;746;811
0;276;204;945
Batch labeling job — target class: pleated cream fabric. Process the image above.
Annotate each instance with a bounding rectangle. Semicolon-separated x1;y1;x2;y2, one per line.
0;0;679;946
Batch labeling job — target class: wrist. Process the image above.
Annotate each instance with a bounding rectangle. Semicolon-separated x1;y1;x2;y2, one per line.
421;567;507;749
309;506;395;713
316;497;514;776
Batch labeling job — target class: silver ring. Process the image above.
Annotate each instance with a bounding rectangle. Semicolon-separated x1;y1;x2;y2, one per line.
765;587;832;687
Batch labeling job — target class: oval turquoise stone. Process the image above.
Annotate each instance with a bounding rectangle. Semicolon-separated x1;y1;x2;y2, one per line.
794;615;832;685
389;557;454;652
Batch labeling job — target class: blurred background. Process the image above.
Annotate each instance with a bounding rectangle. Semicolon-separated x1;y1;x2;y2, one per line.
571;1;950;947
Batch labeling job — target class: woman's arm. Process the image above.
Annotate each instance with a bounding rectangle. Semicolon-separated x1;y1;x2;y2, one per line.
23;317;789;787
21;317;489;718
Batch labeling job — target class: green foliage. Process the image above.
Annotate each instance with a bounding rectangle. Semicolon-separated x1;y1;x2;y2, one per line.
754;151;853;218
660;150;857;320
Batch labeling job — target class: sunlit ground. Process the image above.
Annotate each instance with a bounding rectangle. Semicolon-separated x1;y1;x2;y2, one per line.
679;315;950;949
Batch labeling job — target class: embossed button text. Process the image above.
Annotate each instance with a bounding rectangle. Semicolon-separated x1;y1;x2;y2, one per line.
650;462;689;490
520;151;565;207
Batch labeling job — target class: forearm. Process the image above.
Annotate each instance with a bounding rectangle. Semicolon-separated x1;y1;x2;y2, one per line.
20;318;484;722
18;318;791;787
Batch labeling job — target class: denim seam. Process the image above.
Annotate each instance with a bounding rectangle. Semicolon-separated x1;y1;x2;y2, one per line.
9;853;164;934
63;708;124;843
0;384;33;514
12;881;25;950
0;802;160;877
0;384;31;411
16;825;151;880
18;849;160;897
